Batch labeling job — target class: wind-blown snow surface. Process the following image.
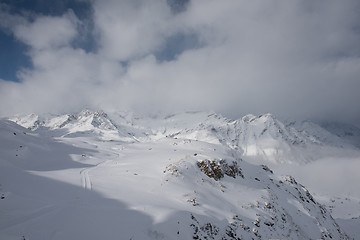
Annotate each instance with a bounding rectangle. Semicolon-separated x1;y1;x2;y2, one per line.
1;110;359;239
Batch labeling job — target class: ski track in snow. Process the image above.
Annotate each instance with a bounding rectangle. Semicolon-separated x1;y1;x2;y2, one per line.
80;167;92;190
2;110;360;240
80;159;115;191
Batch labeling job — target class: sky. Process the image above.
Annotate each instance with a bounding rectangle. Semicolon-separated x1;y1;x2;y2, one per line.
0;0;359;123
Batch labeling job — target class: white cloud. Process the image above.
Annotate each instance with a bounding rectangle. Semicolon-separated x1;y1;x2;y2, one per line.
93;0;174;61
0;4;28;32
13;11;79;50
0;0;359;123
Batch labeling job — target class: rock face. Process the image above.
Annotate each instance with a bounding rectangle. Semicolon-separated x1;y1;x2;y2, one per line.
168;156;348;240
1;110;356;239
196;159;244;180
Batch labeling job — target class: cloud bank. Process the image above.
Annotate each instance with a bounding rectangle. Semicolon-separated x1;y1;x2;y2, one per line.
0;0;359;123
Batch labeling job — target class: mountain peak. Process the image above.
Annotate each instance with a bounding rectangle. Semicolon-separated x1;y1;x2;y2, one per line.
241;113;276;123
241;114;257;123
8;110;360;163
0;113;352;239
258;113;276;121
78;109;108;118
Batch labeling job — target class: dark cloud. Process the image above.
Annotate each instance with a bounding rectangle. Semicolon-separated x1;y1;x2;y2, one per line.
0;0;91;18
0;0;359;124
155;32;202;62
167;0;190;14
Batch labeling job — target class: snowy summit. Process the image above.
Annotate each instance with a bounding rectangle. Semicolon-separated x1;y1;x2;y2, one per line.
1;110;359;239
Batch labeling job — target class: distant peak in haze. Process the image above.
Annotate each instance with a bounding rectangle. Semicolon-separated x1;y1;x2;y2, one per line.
8;109;360;165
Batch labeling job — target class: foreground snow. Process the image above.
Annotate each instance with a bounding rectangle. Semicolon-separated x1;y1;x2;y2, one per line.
1;110;359;239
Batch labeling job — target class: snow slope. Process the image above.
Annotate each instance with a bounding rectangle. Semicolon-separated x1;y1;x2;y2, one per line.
109;111;359;164
1;110;359;239
319;121;360;148
11;110;359;163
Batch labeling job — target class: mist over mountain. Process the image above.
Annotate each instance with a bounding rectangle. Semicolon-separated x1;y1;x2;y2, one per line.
1;109;360;239
1;0;360;238
1;0;360;124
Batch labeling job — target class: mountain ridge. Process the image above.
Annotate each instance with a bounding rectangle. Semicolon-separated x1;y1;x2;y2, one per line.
0;114;353;239
9;110;360;164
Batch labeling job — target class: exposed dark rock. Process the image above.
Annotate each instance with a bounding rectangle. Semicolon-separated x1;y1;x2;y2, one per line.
197;159;244;181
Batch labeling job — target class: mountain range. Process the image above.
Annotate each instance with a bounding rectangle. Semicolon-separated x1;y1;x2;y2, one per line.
1;110;359;239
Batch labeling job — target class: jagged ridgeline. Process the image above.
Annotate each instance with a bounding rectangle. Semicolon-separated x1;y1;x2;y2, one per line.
11;110;359;163
1;110;357;239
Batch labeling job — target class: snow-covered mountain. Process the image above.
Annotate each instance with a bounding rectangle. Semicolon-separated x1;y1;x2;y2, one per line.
11;110;360;159
319;121;360;148
10;110;135;142
1;110;359;239
111;111;359;164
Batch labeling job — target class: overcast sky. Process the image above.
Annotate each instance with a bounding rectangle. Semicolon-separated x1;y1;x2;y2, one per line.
0;0;359;123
